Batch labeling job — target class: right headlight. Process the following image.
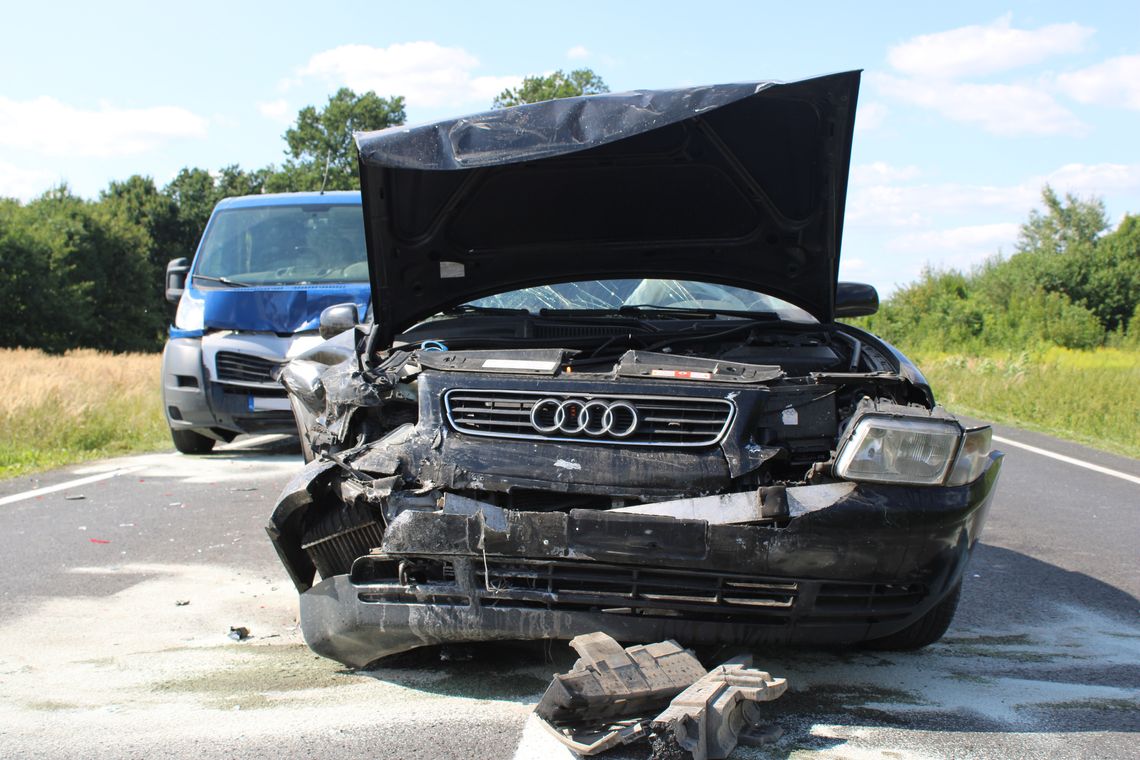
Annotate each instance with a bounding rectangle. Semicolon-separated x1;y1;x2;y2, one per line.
835;410;993;487
945;426;993;486
836;416;960;485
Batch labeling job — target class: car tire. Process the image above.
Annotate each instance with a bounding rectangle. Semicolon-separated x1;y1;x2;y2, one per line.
170;428;216;455
862;581;962;651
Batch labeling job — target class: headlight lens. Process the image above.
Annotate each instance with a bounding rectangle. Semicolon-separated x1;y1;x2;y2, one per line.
946;426;993;486
174;289;205;331
836;416;961;485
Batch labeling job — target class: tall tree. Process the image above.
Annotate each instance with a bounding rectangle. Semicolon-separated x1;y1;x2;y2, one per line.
16;186;161;351
493;68;609;108
162;165;269;263
269;88;406;192
1016;185;1110;256
1012;186;1137;333
0;198;60;349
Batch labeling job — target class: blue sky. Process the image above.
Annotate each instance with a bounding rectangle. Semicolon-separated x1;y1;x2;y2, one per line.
2;1;1138;294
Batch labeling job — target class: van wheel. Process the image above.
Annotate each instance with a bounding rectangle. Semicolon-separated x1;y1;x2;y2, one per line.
171;428;216;455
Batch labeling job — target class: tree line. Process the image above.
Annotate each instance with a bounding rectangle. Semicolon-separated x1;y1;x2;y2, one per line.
0;89;404;353
6;67;1135;357
0;71;607;353
856;187;1140;352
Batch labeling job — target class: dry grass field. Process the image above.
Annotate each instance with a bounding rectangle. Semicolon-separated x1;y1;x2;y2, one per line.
915;347;1140;459
0;348;168;478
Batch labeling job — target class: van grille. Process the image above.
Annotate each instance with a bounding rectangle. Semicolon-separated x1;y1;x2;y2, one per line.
216;352;278;384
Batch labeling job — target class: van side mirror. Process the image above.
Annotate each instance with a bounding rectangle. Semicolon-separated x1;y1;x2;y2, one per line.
319;303;359;340
165;258;190;304
835;282;879;317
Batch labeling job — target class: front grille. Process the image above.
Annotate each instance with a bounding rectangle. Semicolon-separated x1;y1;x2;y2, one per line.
444;389;734;446
351;555;930;626
811;582;927;622
216;352;278;384
476;560;796;621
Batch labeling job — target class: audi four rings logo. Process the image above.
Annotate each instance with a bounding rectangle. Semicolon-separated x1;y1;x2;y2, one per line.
529;398;639;438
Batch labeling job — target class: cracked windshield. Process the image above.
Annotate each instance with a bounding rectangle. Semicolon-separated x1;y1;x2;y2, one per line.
466;278;815;320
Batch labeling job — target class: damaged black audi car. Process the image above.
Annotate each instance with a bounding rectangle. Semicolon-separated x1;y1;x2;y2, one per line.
268;70;1004;669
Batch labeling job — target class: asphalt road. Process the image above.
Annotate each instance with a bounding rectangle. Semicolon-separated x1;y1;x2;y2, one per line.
0;426;1136;759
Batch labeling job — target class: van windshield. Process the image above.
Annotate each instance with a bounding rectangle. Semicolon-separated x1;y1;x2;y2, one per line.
193;204;368;286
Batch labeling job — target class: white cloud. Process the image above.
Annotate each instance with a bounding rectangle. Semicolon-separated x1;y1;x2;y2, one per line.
851;161;921;184
848;162;1140;230
257;99;293;124
296;42;521;109
1046;162;1140;195
855;101;887;132
875;74;1086;137
0;97;208;157
566;45;590;60
886;222;1020;260
0;161;59;201
1056;54;1140;110
887;13;1093;80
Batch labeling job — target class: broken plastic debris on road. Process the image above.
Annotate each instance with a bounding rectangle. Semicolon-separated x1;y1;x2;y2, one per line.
534;632;786;760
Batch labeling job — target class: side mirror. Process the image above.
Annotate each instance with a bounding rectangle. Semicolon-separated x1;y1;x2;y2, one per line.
319;303;359;340
165;258;190;304
835;282;879;318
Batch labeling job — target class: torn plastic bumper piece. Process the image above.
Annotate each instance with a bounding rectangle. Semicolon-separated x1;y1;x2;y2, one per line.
535;632;707;755
533;632;786;758
649;656;787;760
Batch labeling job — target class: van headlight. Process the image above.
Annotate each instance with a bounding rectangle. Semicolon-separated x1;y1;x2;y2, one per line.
835;405;993;486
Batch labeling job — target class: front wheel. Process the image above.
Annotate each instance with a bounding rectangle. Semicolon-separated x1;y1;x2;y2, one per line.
862;581;962;651
170;428;215;455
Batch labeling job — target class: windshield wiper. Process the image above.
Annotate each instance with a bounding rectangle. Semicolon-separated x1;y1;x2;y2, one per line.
192;274;252;288
540;304;779;320
444;304;531;316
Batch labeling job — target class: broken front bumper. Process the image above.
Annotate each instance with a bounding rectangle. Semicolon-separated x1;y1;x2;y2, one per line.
276;453;1002;668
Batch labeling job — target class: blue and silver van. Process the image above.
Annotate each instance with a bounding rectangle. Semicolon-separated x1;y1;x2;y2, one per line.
161;191;369;454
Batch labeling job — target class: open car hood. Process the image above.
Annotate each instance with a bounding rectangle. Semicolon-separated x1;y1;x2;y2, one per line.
356;71;860;347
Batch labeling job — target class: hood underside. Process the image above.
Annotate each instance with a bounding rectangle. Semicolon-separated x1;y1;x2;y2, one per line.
356;71;860;346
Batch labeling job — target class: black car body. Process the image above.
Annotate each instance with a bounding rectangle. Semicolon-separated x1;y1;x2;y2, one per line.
268;71;1004;668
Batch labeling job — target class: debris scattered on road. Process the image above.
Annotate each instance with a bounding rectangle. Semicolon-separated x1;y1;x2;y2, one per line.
534;633;786;758
228;626;250;641
229;486;258;492
649;656;786;760
64;494;86;500
88;538;110;544
175;600;190;606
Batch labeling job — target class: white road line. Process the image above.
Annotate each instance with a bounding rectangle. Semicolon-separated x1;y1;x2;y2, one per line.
993;435;1140;486
0;466;145;507
217;433;292;451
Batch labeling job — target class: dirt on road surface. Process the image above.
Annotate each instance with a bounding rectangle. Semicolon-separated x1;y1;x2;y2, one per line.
0;435;1137;759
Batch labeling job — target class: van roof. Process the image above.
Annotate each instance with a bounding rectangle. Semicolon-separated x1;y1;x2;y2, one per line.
214;191;361;210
